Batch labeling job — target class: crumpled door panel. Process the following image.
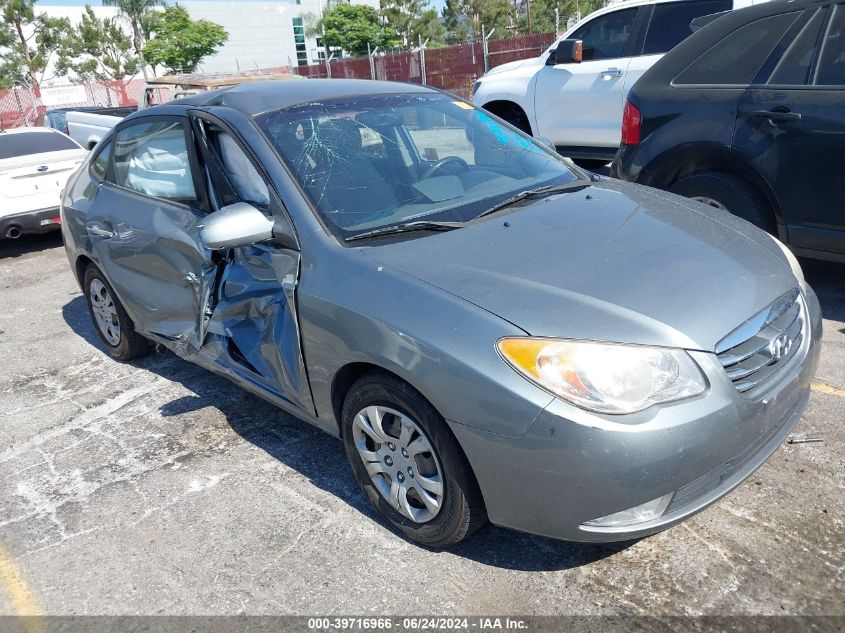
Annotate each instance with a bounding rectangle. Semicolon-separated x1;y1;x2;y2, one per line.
88;186;217;350
206;243;314;412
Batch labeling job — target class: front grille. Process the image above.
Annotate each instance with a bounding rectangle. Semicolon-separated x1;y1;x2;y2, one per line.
715;288;805;394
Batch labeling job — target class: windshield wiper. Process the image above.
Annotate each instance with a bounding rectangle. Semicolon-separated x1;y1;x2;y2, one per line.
344;220;465;242
472;180;591;222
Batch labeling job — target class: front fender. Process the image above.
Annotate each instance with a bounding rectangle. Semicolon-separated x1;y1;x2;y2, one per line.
296;247;553;438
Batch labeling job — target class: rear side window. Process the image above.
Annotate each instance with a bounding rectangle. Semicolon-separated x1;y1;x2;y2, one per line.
90;141;111;181
816;4;845;85
768;9;826;85
675;12;799;85
112;119;197;203
0;131;79;159
571;8;638;61
643;0;732;56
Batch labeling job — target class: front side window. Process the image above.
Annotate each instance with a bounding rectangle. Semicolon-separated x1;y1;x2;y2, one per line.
255;93;578;240
216;132;270;207
112;119;197;203
642;0;732;56
675;12;799;85
570;8;638;61
0;131;80;160
768;9;826;85
816;4;845;85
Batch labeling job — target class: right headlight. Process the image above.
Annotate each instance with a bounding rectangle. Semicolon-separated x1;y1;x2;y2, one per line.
498;338;707;415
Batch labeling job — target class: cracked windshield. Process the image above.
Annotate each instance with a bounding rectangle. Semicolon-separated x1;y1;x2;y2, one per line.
256;94;579;239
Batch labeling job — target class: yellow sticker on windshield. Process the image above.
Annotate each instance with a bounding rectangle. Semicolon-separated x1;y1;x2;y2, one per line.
452;101;475;110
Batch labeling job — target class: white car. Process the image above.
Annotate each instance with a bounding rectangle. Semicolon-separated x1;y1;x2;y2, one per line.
472;0;766;167
0;128;87;240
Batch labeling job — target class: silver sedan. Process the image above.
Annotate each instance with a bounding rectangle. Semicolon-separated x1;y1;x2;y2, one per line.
61;80;821;546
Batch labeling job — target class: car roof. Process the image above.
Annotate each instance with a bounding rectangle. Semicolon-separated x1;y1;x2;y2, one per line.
175;79;437;117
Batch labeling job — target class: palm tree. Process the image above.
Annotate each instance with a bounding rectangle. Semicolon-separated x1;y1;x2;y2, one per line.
102;0;166;78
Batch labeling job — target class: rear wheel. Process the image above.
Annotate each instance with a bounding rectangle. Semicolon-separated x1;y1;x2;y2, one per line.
669;171;774;233
342;372;486;547
83;265;152;361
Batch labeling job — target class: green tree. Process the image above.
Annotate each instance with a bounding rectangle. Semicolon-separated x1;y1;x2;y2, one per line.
143;4;227;74
0;0;71;91
101;0;166;78
526;0;604;34
58;5;140;82
380;0;445;49
442;0;511;39
441;0;468;42
319;3;399;57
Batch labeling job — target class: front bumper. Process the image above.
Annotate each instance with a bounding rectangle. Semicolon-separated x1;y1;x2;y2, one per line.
0;207;62;238
449;286;822;542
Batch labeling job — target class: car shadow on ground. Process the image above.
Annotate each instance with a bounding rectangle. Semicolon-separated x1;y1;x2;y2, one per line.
61;294;631;571
0;232;63;259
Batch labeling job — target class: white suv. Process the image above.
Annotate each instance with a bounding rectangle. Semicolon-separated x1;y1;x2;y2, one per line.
472;0;764;166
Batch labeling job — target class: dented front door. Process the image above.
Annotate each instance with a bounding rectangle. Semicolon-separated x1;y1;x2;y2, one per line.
88;116;215;349
189;110;315;412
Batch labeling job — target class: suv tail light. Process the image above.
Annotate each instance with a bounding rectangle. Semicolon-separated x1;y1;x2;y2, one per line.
621;99;641;146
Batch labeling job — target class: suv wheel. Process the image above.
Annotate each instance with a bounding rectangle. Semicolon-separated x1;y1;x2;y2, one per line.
669;171;773;233
342;372;487;547
83;265;152;361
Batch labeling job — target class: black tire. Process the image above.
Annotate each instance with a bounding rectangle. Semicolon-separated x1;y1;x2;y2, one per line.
573;158;609;170
83;265;152;361
342;372;487;547
669;171;774;233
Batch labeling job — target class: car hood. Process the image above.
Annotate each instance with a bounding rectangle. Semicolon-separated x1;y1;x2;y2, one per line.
368;179;796;351
484;57;535;76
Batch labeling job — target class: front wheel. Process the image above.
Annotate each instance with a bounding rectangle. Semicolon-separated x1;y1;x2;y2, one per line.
342;372;486;547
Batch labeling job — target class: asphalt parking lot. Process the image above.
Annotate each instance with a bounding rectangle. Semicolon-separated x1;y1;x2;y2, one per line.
0;232;843;617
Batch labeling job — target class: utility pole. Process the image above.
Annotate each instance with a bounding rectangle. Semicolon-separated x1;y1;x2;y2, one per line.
417;35;429;85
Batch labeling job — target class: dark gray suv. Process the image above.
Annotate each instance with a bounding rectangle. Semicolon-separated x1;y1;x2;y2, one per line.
62;79;821;547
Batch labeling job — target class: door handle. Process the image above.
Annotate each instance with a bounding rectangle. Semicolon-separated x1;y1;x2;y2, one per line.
753;110;802;122
87;224;115;238
600;68;624;79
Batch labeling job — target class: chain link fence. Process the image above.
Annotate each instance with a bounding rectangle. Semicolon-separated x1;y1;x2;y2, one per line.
0;33;556;131
294;32;556;99
1;78;147;130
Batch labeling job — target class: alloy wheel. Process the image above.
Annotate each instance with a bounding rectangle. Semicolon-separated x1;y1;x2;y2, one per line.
352;405;444;523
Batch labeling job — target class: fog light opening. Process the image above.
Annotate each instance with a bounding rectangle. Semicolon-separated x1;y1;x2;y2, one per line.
581;492;674;529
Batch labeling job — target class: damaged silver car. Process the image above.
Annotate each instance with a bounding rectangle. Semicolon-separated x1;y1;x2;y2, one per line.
62;80;821;546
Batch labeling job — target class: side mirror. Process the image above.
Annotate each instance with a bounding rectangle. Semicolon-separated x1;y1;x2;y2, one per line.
201;202;275;250
546;39;583;66
534;136;556;151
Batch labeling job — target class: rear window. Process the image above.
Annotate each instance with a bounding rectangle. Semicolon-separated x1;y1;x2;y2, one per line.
0;131;80;160
643;0;732;56
675;12;800;85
